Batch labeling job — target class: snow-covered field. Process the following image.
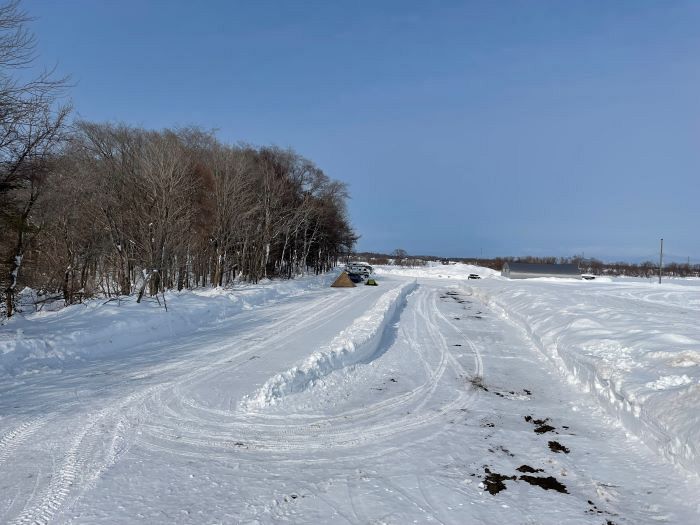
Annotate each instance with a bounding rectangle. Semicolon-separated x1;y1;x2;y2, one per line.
382;264;700;477
1;264;699;523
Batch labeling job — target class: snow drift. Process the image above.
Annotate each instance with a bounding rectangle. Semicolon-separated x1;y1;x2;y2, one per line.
379;262;700;477
375;262;500;280
465;278;700;477
0;274;336;377
240;280;418;411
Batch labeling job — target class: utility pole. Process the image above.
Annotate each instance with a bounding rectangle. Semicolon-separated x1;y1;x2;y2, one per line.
658;238;663;284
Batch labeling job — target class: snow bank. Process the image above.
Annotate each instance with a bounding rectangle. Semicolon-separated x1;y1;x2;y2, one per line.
0;274;336;377
374;261;500;280
466;278;700;476
381;264;700;476
240;280;418;411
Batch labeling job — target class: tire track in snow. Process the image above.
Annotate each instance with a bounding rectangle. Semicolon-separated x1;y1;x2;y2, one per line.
155;290;345;398
12;420;87;525
0;417;50;468
380;476;446;525
6;278;479;525
137;287;420;451
136;286;481;460
431;288;484;382
133;289;378;444
345;478;368;525
10;383;168;525
416;474;450;525
408;291;456;415
140;289;358;432
2;285;372;523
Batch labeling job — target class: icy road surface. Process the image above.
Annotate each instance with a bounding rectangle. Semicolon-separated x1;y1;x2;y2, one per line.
1;275;699;524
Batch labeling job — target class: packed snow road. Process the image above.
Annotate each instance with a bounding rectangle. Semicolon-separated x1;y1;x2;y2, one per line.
1;273;699;524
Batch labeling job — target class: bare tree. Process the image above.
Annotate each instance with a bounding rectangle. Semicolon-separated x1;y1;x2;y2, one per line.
391;249;407;266
0;0;69;317
4;120;357;314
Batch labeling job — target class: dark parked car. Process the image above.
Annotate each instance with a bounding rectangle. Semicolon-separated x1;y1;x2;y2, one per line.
347;272;364;283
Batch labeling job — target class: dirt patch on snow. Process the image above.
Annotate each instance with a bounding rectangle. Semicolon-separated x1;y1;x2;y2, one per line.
519;475;568;493
524;415;557;434
467;375;489;392
548;440;570;454
483;468;516;495
482;467;568;496
516;464;543;473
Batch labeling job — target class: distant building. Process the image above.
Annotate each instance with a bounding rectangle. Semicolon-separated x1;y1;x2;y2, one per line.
501;262;581;279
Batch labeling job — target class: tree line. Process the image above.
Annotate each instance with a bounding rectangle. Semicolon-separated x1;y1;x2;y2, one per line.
2;123;357;317
0;1;356;317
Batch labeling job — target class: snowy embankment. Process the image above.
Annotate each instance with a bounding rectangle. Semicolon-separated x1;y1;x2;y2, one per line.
375;262;500;280
469;278;700;477
0;274;335;377
381;263;700;476
240;280;418;411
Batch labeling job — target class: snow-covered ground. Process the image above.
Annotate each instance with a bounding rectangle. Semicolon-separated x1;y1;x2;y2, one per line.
0;274;337;377
379;264;700;475
1;265;699;523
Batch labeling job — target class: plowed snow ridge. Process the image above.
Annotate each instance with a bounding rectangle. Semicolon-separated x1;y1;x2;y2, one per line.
466;283;700;477
241;280;418;410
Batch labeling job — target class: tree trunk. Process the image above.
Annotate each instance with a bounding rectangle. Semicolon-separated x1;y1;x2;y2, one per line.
136;270;152;303
5;251;22;318
4;200;34;317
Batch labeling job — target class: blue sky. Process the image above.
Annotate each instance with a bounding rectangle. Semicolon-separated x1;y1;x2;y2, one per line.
25;1;700;261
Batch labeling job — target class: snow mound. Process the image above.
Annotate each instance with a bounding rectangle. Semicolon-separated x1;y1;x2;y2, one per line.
646;375;694;390
0;274;335;377
240;280;418;411
374;262;500;280
466;279;700;476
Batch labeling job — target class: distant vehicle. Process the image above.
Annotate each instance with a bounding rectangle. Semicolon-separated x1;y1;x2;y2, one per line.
581;274;596;280
344;262;373;277
468;274;481;280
